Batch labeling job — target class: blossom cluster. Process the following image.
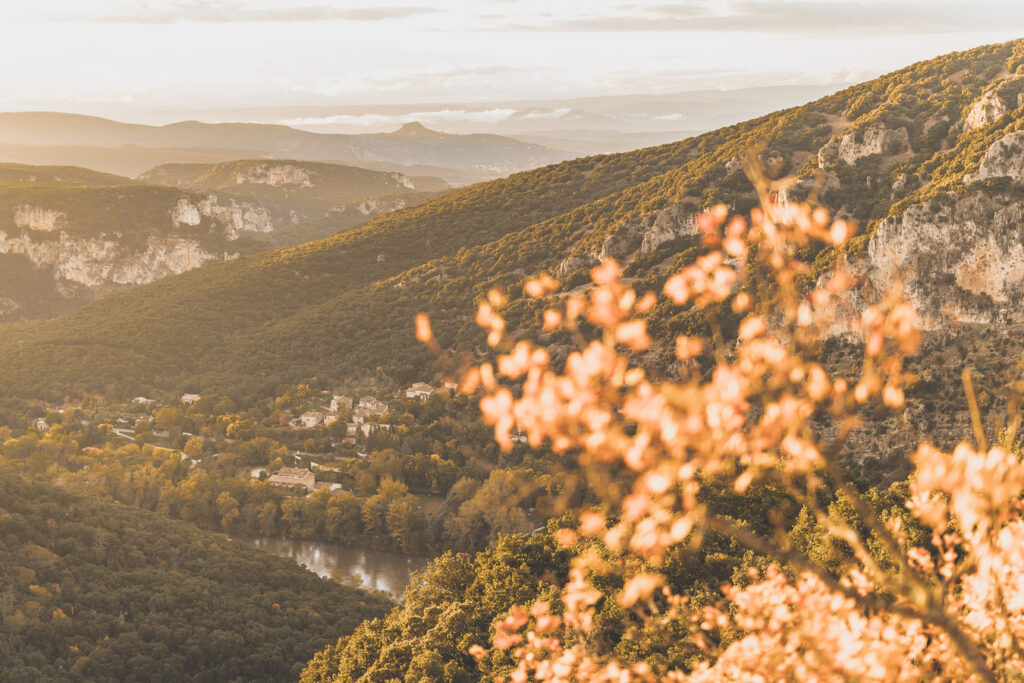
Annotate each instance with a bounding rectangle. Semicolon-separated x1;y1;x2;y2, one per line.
421;196;1024;681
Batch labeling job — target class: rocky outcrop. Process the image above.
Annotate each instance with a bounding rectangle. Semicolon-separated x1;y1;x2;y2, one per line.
0;297;18;315
638;204;699;254
964;91;1008;130
817;125;911;167
236;164;313;187
964;131;1024;183
14;205;67;231
832;191;1024;331
390;172;416;190
557;201;699;277
0;230;234;287
172;195;275;238
356;197;408;217
172;198;202;226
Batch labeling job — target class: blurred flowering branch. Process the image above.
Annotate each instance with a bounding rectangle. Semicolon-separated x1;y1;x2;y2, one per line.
417;184;1023;680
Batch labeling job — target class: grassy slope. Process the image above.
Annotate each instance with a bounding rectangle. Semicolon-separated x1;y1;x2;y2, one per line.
0;40;1019;400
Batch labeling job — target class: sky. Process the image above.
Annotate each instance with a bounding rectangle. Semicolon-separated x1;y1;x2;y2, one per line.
2;0;1024;122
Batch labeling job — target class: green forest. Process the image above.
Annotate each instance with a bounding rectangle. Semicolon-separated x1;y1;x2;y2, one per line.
0;471;390;682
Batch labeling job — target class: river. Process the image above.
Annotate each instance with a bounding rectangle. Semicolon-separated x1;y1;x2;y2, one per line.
238;536;430;599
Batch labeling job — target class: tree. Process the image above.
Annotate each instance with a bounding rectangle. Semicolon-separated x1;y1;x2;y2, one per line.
183;436;204;458
154;407;184;433
216;491;240;531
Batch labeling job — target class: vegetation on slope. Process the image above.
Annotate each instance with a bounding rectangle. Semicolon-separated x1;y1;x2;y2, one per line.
0;469;391;682
0;40;1022;403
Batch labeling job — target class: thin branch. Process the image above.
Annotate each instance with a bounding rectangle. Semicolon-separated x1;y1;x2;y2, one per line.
963;368;988;452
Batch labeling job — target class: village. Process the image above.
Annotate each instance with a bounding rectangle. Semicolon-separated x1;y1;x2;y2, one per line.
21;380;448;500
1;371;545;558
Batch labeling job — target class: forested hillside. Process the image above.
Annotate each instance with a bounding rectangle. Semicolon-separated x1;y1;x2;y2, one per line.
0;470;390;681
2;39;1023;406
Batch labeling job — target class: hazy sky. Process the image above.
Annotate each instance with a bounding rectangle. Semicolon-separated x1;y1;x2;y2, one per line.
3;0;1024;119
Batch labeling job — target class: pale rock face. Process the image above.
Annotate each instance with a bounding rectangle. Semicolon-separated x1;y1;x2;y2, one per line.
14;205;67;231
557;201;699;277
817;125;911;167
0;230;229;287
0;297;19;315
833;192;1024;331
172;198;202;227
236;164;313;187
964;131;1024;183
390;172;416;190
724;156;744;175
964;91;1008;130
355;197;408;216
196;195;275;238
638;204;699;254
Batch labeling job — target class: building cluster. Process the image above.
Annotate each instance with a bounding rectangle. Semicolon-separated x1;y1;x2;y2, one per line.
284;383;438;441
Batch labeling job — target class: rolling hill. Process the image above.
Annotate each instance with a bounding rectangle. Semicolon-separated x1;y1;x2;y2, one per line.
138;158;448;239
0;160;448;322
0;115;570;183
1;38;1023;460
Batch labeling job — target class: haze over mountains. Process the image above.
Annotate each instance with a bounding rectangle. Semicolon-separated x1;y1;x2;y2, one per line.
0;113;569;183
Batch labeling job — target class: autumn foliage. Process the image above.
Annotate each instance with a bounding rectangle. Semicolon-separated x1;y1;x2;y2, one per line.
420;191;1024;681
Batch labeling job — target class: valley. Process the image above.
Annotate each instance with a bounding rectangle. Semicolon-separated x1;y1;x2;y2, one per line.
3;19;1024;683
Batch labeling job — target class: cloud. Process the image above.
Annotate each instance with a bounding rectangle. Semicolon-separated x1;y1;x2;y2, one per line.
282;109;521;129
59;1;438;23
494;0;1024;35
285;63;519;98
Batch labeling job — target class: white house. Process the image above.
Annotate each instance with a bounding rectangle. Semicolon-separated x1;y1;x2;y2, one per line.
405;382;436;399
267;467;317;492
357;397;388;416
180;393;201;405
132;396;155;406
34;417;49;431
299;411;325;428
330;395;354;413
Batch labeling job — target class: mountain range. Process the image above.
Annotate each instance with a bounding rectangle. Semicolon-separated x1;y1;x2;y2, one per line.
0;114;570;183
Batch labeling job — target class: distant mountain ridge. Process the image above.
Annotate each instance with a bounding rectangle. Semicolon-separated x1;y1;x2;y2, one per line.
0;113;571;183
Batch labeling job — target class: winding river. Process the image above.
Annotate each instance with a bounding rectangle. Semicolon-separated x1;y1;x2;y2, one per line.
239;536;430;599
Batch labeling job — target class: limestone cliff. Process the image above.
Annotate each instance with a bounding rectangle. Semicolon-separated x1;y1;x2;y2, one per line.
964;130;1024;183
0;230;234;287
965;90;1009;129
235;163;313;187
557;201;698;277
173;195;275;238
14;205;67;232
830;191;1024;331
817;124;911;167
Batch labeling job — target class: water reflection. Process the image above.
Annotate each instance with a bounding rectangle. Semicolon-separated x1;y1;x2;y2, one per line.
238;536;429;599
